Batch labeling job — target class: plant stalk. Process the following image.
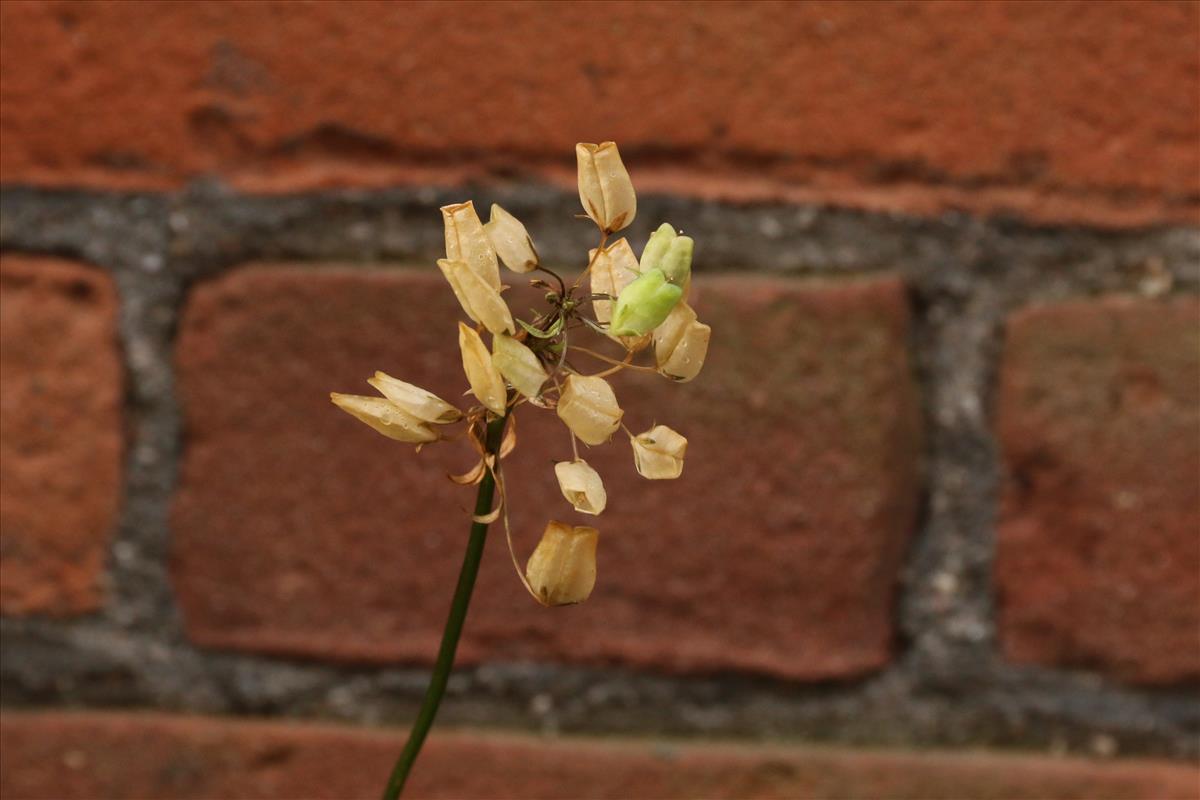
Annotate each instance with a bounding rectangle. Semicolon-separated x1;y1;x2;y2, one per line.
381;414;507;800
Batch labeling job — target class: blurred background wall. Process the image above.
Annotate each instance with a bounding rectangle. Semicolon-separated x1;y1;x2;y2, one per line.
1;1;1198;798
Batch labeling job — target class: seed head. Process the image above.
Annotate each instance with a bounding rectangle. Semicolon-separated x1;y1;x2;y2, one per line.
492;334;547;400
525;521;599;606
556;374;622;445
485;204;539;274
554;459;607;515
576;142;636;234
631;424;688;479
653;301;711;383
458;322;507;416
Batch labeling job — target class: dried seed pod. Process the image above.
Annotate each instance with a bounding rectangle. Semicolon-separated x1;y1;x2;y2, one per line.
437;259;515;335
653;301;711;383
589;238;641;325
367;372;462;423
576;142;636;234
639;222;677;272
553;459;607;515
458;322;507;416
330;393;438;443
492;334;547;399
610;268;682;337
525;521;599;606
556;374;622;445
441;201;500;290
484;204;539;273
631;424;687;479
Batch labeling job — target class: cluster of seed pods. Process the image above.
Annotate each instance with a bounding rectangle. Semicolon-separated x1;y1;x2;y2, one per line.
332;143;711;606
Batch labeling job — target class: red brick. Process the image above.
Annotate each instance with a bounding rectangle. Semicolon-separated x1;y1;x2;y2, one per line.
3;711;1197;800
2;2;1196;226
996;295;1200;684
171;266;921;679
0;257;123;615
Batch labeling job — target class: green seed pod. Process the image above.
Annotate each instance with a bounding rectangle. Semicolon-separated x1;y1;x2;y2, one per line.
639;222;677;273
661;235;693;292
608;268;683;337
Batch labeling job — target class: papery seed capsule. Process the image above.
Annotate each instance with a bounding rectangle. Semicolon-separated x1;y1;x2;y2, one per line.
437;258;515;335
525;521;599;606
639;222;677;273
484;204;539;274
442;201;500;291
556;374;622;445
590;238;641;325
653;301;711;383
458;322;507;416
661;235;694;295
368;372;462;423
330;393;438;443
609;268;682;337
631;424;687;479
553;459;607;515
576;142;636;234
492;334;547;399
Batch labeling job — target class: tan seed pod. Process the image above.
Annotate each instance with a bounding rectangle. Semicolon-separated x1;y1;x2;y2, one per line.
589;238;641;325
492;334;547;399
631;424;687;479
484;204;539;273
576;142;636;234
441;201;500;290
553;459;607;515
437;258;514;335
653;301;710;383
556;374;622;446
525;521;599;606
367;372;461;424
330;393;438;443
458;322;507;416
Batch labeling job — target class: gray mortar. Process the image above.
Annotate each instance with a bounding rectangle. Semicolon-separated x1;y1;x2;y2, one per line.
1;183;1198;760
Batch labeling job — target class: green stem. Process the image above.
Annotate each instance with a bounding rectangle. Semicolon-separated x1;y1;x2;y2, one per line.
381;414;507;800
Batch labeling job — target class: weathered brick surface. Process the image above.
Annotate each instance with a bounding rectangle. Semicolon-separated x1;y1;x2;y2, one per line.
996;295;1200;684
3;711;1197;800
2;1;1196;226
171;266;921;679
0;256;123;615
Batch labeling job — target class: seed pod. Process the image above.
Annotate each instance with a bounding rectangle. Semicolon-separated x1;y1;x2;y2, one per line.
458;322;507;416
661;235;694;296
525;521;599;606
492;334;547;399
631;424;687;479
609;269;682;337
484;204;539;273
367;372;461;423
653;301;711;383
639;222;677;273
590;238;640;325
437;258;515;335
553;459;607;515
556;374;622;445
330;393;438;443
442;201;500;290
576;142;636;234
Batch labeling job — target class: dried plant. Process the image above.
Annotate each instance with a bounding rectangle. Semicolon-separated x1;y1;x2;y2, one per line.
330;142;710;798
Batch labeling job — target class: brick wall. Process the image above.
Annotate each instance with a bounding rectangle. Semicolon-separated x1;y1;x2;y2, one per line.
2;2;1198;798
